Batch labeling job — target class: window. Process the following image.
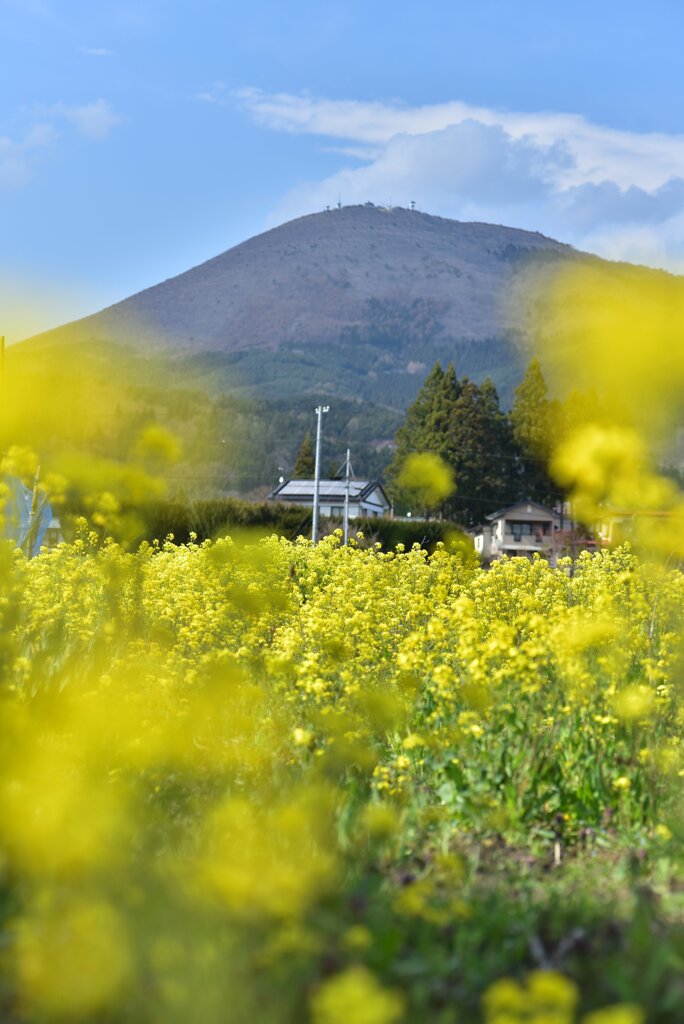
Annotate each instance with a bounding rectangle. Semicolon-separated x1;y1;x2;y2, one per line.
511;522;545;541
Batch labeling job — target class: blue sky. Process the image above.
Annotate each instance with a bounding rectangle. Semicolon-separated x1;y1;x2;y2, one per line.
3;0;684;339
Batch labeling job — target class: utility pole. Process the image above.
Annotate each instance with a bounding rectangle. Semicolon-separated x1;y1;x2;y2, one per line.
311;404;329;543
24;464;42;559
0;336;5;412
343;447;352;546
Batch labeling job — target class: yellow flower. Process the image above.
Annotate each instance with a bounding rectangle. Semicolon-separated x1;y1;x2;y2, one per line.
342;925;374;951
293;726;313;747
397;452;455;508
16;896;131;1018
482;976;527;1018
613;685;655;722
310;966;404;1024
613;776;631;791
483;971;578;1024
582;1005;645;1024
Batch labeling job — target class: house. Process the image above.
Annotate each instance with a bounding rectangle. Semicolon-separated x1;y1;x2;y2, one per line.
595;509;676;547
44;515;65;549
470;501;562;563
269;478;391;519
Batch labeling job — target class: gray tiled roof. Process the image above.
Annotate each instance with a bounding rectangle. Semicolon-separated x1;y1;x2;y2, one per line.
484;501;558;522
269;479;389;504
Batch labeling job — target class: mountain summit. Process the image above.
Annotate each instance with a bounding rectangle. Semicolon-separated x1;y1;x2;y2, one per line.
17;206;671;492
26;205;580;408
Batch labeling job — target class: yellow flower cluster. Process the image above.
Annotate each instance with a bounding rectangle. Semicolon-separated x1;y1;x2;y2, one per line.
0;523;680;1019
483;971;643;1024
2;253;684;1021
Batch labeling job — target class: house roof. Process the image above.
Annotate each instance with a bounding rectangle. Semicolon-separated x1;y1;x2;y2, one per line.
484;500;559;523
269;478;390;506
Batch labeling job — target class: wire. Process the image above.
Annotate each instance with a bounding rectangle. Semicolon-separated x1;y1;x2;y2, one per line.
404;446;552;464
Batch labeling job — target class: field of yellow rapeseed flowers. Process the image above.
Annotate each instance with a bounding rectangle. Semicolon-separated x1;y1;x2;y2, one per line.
2;262;684;1022
0;522;682;1022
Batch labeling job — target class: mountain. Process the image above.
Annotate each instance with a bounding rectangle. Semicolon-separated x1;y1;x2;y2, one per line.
24;205;581;411
22;205;644;497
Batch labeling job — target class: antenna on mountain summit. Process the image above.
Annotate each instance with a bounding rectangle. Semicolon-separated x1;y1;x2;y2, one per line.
409;200;416;210
337;196;342;210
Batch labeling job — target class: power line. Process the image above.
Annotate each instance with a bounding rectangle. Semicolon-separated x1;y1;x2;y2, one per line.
404;446;552;464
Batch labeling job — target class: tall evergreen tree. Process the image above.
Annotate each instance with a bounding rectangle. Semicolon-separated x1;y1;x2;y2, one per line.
386;363;444;496
293;433;315;477
510;358;552;457
478;376;520;507
442;377;516;525
392;362;445;458
510;358;559;504
425;363;461;458
388;363;520;525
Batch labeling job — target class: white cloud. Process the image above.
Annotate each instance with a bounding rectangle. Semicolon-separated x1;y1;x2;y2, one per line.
196;82;229;106
236;89;684;270
51;99;121;141
79;46;112;57
237;89;684;192
0;99;121;189
0;122;55;187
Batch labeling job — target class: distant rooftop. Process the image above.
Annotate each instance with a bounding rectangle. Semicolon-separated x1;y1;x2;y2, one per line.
485;500;558;522
270;479;383;501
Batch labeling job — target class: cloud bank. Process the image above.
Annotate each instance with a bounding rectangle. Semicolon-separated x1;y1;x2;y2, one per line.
236;89;684;271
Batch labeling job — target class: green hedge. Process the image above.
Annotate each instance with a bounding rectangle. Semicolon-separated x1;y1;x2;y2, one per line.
139;501;471;553
135;499;312;545
63;495;472;552
352;516;471;552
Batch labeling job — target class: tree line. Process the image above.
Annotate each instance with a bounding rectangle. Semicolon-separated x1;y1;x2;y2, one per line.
288;357;607;529
385;359;561;527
